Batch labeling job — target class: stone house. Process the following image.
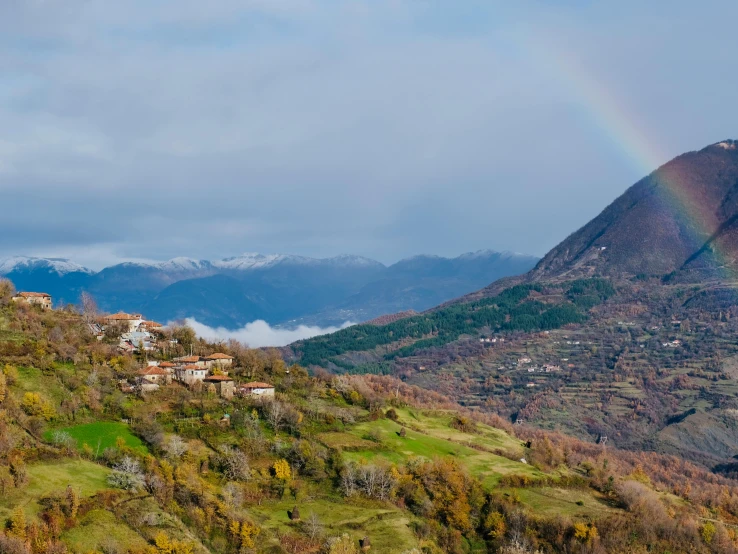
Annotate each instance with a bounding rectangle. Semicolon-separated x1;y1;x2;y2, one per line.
203;375;235;399
104;312;144;332
12;292;52;309
204;353;234;370
137;366;171;385
177;364;208;385
238;382;275;397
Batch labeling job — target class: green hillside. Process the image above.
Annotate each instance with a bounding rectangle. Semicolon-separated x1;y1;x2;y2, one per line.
0;290;736;553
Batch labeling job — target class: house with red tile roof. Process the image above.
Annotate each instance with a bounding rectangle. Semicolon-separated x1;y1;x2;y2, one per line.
238;382;275;397
204;353;234;370
12;292;52;309
137;365;171;384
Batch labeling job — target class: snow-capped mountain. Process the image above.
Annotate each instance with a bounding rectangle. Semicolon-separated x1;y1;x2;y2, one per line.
0;256;94;276
0;250;539;327
213;253;289;270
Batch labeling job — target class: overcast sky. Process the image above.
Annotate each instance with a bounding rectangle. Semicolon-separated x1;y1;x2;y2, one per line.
1;1;737;269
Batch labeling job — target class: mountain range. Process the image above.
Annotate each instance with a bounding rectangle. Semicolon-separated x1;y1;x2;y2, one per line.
0;250;539;328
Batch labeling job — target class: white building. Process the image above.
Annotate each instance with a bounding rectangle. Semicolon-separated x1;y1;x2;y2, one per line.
238;382;275;397
177;364;209;385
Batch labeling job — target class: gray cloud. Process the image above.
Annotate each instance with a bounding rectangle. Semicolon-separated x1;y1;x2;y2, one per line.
1;1;737;268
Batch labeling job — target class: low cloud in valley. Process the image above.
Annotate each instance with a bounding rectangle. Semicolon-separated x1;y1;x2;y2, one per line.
182;318;353;348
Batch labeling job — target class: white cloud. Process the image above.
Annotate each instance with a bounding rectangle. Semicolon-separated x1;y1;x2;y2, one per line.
182;318;353;348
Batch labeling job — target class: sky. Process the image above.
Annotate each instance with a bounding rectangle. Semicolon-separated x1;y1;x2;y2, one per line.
1;0;737;269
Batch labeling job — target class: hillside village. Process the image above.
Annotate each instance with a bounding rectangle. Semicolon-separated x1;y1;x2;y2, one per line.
14;293;276;402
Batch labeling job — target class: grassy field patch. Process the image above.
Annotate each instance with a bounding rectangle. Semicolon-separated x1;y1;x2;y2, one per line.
498;487;616;518
62;509;149;552
0;459;110;520
345;413;546;487
46;421;147;454
250;496;419;553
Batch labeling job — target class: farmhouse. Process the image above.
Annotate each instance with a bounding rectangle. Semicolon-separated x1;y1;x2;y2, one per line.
138;378;159;393
204;353;234;370
177;364;208;385
173;355;207;368
203;375;235;399
239;382;275;397
141;321;163;331
105;312;145;332
12;292;52;310
137;366;171;385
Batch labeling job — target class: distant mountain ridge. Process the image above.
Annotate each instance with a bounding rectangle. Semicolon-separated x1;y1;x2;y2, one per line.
0;250;538;327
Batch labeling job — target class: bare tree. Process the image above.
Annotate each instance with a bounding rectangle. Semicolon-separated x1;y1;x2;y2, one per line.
303;511;324;541
108;456;145;491
163;435;188;459
85;370;100;388
340;463;358;497
218;445;250;481
222;482;244;509
266;400;287;433
80;292;98;323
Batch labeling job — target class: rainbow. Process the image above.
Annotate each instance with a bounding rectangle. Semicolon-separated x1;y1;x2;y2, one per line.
525;38;736;280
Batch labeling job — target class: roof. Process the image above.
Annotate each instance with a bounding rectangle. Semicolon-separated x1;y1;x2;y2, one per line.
174;355;201;363
206;353;233;360
241;382;274;389
182;364;206;370
159;361;175;367
204;375;234;382
142;321;163;328
17;292;51;298
106;312;140;321
138;366;168;376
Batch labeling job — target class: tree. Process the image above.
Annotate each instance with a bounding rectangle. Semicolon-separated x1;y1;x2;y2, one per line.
21;392;55;420
485;511;506;540
80;291;98;322
164;435;188;459
0;371;6;404
171;324;196;354
0;278;14;306
66;485;80;519
218;445;250;481
325;534;358;554
107;456;145;491
222;482;244;509
303;512;324;541
701;521;716;544
266;400;287;432
7;506;26;540
273;459;291;481
573;522;598;543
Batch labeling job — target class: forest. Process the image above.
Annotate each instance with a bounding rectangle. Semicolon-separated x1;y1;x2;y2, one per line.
294;280;614;369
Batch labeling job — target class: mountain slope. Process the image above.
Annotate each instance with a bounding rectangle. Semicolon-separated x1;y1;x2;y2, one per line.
289;140;738;467
530;140;738;280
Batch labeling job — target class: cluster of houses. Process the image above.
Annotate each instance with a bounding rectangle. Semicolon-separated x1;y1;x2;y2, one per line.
129;352;275;400
525;364;562;373
98;312;166;352
10;297;278;402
